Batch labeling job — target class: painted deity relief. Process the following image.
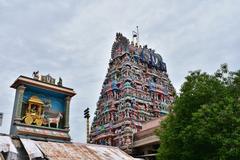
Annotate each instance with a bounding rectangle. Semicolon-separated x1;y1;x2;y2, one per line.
22;96;63;128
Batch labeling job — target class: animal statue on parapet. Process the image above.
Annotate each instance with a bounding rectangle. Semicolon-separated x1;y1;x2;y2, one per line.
33;71;40;80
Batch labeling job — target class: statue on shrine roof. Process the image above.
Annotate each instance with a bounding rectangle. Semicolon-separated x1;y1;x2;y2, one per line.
33;71;40;80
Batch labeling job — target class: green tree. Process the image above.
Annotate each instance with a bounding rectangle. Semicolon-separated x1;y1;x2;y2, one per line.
157;64;240;160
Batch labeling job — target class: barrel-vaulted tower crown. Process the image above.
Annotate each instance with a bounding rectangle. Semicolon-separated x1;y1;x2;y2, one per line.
111;33;167;72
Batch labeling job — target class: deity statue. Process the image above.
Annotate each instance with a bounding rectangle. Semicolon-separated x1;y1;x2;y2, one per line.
43;100;52;111
57;77;63;86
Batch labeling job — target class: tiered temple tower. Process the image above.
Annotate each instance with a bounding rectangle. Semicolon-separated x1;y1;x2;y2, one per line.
10;72;76;142
90;33;175;153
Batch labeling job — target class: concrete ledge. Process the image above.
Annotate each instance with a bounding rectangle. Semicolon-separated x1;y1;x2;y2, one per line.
133;135;159;147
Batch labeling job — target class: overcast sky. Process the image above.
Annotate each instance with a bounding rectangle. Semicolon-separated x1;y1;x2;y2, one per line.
0;0;239;143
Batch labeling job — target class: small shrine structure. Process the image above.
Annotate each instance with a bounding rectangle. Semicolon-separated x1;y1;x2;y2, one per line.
0;72;136;160
10;72;76;142
90;33;175;153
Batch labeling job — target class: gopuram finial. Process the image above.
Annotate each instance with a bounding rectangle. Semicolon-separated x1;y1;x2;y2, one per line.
132;26;139;46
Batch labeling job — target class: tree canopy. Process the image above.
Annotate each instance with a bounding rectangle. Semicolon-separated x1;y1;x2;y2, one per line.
157;64;240;160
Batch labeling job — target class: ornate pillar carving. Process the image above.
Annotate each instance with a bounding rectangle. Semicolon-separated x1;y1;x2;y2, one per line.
64;96;71;129
14;85;26;121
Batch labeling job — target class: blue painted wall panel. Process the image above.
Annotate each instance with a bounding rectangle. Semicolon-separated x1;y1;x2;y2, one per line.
23;86;65;113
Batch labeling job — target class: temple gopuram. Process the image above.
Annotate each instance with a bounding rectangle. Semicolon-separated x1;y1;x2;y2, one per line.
90;33;175;153
10;72;76;142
